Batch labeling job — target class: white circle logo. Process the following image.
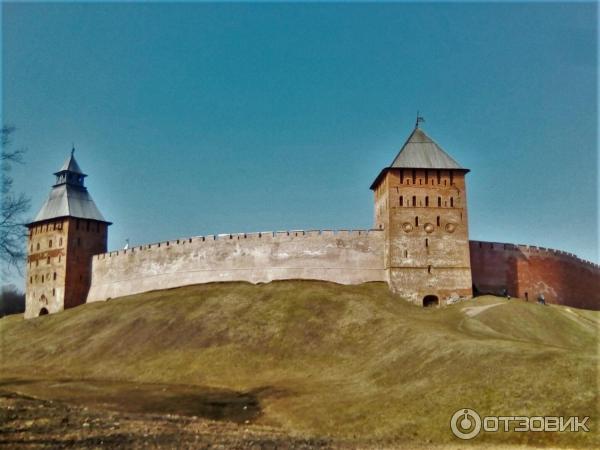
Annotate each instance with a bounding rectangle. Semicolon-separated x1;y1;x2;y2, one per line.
450;408;482;440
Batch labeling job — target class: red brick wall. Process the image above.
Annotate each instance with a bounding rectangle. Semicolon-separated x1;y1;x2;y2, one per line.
470;241;600;310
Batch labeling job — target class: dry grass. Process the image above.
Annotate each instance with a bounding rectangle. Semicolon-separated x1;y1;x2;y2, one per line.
0;281;598;447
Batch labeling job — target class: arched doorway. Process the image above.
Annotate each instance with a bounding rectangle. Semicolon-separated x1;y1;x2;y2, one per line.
39;308;49;316
423;295;439;307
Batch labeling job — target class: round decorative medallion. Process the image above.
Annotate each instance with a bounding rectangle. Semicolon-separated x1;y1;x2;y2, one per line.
402;222;413;233
424;223;435;233
445;223;457;233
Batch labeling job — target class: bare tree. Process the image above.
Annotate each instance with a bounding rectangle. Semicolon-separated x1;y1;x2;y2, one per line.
1;126;30;277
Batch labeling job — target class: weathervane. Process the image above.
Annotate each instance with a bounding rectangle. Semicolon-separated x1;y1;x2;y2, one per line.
415;111;425;128
71;143;75;156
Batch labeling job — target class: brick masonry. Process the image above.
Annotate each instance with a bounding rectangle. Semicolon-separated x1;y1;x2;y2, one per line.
470;241;600;310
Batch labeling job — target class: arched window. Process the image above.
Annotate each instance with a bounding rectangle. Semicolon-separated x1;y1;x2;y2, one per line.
53;272;57;280
425;196;429;207
425;238;429;247
437;216;440;226
438;197;442;207
399;196;403;206
412;195;416;207
450;197;454;207
415;216;419;227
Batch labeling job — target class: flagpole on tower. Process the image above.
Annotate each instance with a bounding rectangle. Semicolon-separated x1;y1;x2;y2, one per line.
415;111;425;128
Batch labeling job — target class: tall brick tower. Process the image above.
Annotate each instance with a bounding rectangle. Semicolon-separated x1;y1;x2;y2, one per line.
25;149;110;318
371;123;472;306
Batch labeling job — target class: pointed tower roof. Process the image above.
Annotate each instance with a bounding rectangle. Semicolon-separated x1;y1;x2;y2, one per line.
55;148;85;176
29;149;110;225
370;126;468;189
390;127;463;170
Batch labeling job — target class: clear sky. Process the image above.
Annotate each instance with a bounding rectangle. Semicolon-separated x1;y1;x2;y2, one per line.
2;2;598;288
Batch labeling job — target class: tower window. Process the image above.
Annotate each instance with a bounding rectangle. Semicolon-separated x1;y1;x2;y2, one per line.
425;238;429;247
428;265;432;274
438;197;441;207
400;171;404;184
425;196;429;207
30;277;32;283
399;196;403;206
415;216;419;227
404;250;408;258
412;195;416;207
53;272;57;280
36;243;40;251
437;216;440;226
450;172;454;185
52;288;56;296
412;169;416;184
41;275;44;283
450;197;454;207
59;238;63;246
49;240;53;248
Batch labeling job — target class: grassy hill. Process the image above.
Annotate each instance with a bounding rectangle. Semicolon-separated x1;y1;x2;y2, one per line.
1;281;598;448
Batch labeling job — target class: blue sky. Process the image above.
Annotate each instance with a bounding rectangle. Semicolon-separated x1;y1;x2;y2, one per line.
2;2;598;287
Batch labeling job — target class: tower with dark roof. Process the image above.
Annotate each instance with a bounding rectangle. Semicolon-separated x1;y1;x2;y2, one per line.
370;125;472;306
25;150;111;318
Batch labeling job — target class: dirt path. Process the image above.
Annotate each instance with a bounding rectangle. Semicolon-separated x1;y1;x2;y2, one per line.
461;302;504;318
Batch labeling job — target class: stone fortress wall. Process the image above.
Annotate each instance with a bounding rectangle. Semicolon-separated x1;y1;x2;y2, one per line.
469;240;600;310
87;229;387;302
86;228;600;311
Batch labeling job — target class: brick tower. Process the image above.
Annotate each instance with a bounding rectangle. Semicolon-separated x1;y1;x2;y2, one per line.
371;123;472;306
25;149;110;318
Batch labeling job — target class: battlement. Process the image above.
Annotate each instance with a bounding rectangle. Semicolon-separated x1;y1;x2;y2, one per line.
87;228;386;302
94;229;383;260
469;240;600;271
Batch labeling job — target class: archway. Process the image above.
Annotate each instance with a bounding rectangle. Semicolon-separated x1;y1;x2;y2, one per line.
39;308;49;316
423;295;439;307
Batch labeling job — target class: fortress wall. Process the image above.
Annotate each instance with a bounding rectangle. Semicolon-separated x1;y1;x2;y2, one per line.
470;241;600;310
87;230;386;302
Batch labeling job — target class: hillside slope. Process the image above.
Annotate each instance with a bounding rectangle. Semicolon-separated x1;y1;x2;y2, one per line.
1;281;598;447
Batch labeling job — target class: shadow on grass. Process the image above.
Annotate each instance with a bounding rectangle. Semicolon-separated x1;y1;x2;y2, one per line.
0;377;262;423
